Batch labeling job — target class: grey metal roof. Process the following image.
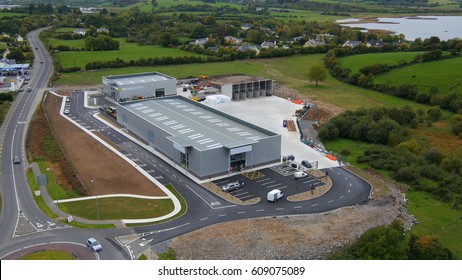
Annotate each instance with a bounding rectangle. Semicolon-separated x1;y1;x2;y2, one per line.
121;96;276;151
104;72;174;86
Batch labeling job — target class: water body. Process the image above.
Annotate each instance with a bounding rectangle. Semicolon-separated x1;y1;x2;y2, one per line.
337;16;462;41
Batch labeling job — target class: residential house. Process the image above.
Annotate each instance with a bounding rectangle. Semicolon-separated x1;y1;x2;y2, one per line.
366;40;385;48
261;41;277;49
74;28;86;36
289;36;305;44
237;44;260;54
224;36;243;45
14;35;23;42
316;33;334;42
190;37;209;47
342;40;362;48
97;27;109;34
241;23;254;31
303;39;325;48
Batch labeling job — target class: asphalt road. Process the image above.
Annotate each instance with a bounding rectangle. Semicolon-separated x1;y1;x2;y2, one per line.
0;28;372;260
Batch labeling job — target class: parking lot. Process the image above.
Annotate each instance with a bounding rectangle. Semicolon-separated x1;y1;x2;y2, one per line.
213;163;325;202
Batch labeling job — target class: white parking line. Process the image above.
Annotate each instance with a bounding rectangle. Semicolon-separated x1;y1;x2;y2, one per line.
265;183;282;188
256;178;272;183
238;194;254;199
261;180;276;186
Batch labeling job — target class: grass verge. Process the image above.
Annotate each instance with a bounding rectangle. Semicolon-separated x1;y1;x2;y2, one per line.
26;168;58;219
127;183;188;227
19;250;76;260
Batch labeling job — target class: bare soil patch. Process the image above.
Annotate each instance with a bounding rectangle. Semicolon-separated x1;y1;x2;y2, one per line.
41;90;165;196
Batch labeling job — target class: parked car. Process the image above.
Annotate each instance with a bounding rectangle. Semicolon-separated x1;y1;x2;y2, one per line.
63;109;70;114
66;97;71;102
294;171;308;179
301;160;312;169
86;238;102;252
221;180;244;192
19;88;24;92
27;87;32;92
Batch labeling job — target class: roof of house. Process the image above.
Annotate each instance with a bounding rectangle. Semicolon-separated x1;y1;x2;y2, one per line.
343;40;362;47
119;96;277;152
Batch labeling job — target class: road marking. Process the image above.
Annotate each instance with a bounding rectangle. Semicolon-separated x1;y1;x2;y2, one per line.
238;194;254;199
311;204;319;206
261;180;276;186
265;183;282;188
211;202;220;206
218;214;227;217
237;211;245;214
139;239;153;247
293;206;302;209
340;195;344;199
256;209;264;212
344;177;349;181
256;178;271;183
348;189;351;193
200;217;208;221
275;208;284;210
349;183;352;187
327;200;334;203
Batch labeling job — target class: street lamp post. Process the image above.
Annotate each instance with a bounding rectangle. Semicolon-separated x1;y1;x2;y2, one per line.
91;178;99;220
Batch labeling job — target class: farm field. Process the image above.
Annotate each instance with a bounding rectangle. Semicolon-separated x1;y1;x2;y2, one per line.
406;191;462;259
338;52;423;74
55;54;444;113
374;55;462;94
50;38;205;69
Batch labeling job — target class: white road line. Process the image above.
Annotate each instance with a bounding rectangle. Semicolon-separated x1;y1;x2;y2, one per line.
344;177;349;181
261;181;276;186
265;183;282;188
311;204;319;206
218;214;227;217
256;209;264;212
348;189;351;193
275;208;284;210
340;195;344;199
237;211;245;214
200;217;208;221
293;206;302;209
256;178;272;183
349;183;352;187
327;200;333;203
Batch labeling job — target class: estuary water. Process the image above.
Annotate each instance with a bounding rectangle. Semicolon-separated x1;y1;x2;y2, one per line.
337;16;462;41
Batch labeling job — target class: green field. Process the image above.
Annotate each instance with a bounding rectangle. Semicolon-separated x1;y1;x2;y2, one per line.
374;55;462;94
19;250;75;260
49;38;205;69
338;52;423;74
58;197;174;220
406;191;462;259
55;54;444;113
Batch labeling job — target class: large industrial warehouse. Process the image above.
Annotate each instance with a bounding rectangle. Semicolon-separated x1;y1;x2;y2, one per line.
102;72;177;101
116;95;281;180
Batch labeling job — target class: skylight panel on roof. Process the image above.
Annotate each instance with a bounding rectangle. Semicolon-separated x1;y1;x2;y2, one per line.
142;109;155;114
197;138;211;143
171;124;186;130
156;116;169;121
149;113;162;117
216;123;230;127
199;139;214;145
206;143;223;149
179;128;194;134
199;115;213;119
164;120;177;125
175;105;187;108
227;127;242;132
136;106;149;110
208;119;220;123
183;108;195;112
130;103;143;107
188;134;203;139
190;111;203;115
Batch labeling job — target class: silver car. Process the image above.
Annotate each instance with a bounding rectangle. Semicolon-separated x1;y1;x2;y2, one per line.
86;238;102;252
221;180;244;192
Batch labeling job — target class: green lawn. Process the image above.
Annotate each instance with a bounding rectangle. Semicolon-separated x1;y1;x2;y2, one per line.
374;55;462;94
406;191;462;259
338;52;423;74
49;38;205;69
58;197;174;220
19;250;75;260
26;168;58;219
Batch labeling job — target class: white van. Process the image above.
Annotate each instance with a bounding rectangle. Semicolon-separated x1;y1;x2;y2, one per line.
267;189;283;202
